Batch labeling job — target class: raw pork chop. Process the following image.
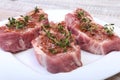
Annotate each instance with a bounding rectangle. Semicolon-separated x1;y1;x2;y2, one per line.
0;7;49;53
65;8;120;55
32;22;82;73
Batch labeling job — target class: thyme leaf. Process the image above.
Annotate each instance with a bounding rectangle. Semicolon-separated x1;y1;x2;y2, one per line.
49;48;57;54
81;17;91;23
39;14;45;21
42;24;72;54
6;17;27;29
21;15;30;25
58;23;65;33
77;11;84;18
6;17;16;27
34;6;39;13
104;24;114;36
15;21;25;29
23;16;29;23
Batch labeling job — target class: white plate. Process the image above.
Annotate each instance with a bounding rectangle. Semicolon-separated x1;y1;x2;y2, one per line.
0;10;120;80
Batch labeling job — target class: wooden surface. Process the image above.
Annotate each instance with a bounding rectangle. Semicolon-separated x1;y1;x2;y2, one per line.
0;0;120;80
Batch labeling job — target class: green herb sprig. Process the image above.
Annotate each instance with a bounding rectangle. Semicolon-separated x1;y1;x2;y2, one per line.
42;24;71;54
6;16;30;29
77;10;84;18
6;17;16;27
58;23;65;34
47;31;71;54
77;10;98;35
49;48;57;54
21;15;30;24
15;21;25;29
22;15;29;23
77;10;91;23
81;23;97;32
104;24;114;36
34;6;39;13
39;14;45;21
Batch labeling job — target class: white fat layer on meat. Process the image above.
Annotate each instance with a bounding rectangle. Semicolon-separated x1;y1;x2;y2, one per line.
22;25;39;33
71;45;81;66
25;28;34;32
100;45;104;55
89;40;110;55
89;41;102;55
71;52;81;66
5;39;25;50
100;40;111;55
23;27;37;33
19;38;26;49
74;27;89;40
75;27;110;55
5;40;13;46
33;39;47;69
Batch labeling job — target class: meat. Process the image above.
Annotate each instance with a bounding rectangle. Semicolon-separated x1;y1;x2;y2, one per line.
0;7;49;53
65;8;120;55
32;22;82;73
